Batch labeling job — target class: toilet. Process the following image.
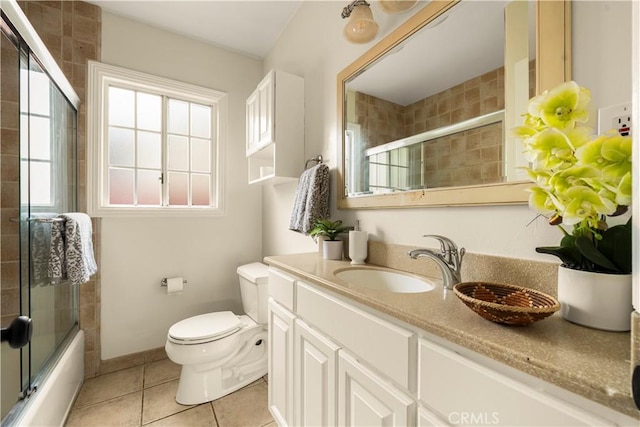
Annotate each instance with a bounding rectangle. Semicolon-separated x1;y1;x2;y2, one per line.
165;262;269;405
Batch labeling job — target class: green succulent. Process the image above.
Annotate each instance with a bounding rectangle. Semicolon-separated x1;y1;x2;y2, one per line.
309;219;351;241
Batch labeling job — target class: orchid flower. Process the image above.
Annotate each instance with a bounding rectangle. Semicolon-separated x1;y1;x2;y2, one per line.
528;81;590;129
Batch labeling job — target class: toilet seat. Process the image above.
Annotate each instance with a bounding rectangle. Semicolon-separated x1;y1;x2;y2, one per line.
168;311;242;345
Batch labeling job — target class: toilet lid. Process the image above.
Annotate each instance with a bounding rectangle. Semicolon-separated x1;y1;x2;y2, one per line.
168;311;242;343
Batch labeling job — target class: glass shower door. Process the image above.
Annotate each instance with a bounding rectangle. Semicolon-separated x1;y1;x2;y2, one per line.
20;50;79;390
1;11;78;420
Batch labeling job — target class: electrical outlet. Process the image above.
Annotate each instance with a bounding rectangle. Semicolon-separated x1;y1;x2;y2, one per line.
598;103;632;136
613;113;631;136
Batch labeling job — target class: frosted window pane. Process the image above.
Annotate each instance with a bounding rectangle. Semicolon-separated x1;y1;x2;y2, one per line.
29;70;50;116
137;92;161;131
137;170;161;205
109;168;134;205
168;99;189;135
168;172;188;205
109;87;135;127
30;116;51;160
168;135;189;171
137;131;161;169
190;138;210;173
30;161;51;205
109;127;134;167
190;104;211;138
191;174;210;206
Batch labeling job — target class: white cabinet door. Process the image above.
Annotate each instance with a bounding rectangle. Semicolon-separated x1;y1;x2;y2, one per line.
245;89;259;156
246;71;274;156
338;351;415;427
294;319;340;427
418;339;611;426
418;405;450;427
256;73;273;147
268;299;296;426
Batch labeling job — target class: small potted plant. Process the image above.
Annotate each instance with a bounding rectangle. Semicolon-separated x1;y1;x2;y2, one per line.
309;219;351;260
514;80;632;331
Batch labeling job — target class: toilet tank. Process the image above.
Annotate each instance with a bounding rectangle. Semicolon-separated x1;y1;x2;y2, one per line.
237;262;269;324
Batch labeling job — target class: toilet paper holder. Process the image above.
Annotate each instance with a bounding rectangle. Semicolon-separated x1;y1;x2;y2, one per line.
161;278;188;287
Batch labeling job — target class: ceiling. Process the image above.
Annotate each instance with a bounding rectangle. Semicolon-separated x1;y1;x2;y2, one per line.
86;0;303;59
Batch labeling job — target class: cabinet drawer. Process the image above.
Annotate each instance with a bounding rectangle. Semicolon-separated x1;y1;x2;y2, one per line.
296;281;415;390
268;268;295;311
417;339;610;426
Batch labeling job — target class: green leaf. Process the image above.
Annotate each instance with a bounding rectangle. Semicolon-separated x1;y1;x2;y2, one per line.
574;236;621;273
597;222;632;274
535;245;582;267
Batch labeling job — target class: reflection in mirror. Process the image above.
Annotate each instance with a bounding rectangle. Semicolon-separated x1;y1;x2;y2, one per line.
344;0;532;197
338;0;570;208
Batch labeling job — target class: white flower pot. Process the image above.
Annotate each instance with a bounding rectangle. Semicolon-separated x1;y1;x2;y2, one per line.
557;265;632;332
322;240;343;260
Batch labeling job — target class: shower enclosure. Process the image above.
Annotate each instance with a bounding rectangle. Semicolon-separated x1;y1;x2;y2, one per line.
1;2;83;424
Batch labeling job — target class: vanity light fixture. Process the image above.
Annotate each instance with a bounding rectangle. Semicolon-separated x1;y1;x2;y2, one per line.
341;0;379;44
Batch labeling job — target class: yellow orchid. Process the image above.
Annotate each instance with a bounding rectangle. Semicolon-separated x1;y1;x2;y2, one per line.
514;81;632;274
528;81;590;129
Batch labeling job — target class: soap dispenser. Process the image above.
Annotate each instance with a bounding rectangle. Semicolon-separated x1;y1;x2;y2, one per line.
349;221;368;265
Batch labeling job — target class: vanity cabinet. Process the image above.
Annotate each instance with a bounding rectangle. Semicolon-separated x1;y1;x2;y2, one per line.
266;266;636;426
246;69;304;184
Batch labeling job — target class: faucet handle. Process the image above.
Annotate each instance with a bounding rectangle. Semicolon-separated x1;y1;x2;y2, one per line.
422;234;457;253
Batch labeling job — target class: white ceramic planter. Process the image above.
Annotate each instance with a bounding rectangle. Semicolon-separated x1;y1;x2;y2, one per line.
323;240;343;260
557;265;633;332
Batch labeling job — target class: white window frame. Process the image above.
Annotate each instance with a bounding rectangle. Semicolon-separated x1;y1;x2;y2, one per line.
87;60;227;217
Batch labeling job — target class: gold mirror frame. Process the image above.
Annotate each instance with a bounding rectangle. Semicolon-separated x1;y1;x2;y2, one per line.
337;0;571;209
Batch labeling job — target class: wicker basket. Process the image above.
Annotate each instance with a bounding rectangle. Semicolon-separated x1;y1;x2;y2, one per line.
453;282;560;326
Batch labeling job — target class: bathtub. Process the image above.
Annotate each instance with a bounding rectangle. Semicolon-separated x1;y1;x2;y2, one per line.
11;330;84;427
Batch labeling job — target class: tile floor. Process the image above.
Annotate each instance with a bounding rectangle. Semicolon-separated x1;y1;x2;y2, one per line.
65;358;274;426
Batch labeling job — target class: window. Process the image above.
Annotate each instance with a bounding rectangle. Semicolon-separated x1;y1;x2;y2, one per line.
87;61;227;217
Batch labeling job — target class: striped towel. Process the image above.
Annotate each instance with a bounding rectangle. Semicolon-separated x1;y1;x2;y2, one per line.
289;163;330;234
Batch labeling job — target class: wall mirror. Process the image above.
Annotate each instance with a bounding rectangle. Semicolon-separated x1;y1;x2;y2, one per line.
337;0;571;209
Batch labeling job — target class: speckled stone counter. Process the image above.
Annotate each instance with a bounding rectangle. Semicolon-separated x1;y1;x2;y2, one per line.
264;252;639;420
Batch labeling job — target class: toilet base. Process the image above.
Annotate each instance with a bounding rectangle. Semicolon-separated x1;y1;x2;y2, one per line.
174;326;268;405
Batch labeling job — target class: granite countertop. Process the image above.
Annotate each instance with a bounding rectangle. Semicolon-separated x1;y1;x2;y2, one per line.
264;252;639;420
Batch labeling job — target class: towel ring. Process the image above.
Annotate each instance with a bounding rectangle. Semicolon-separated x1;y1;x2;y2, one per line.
304;155;323;169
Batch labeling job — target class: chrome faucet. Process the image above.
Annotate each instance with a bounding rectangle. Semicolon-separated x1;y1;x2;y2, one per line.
408;235;465;290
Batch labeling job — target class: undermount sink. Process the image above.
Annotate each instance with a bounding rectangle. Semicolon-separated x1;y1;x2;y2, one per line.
334;267;435;293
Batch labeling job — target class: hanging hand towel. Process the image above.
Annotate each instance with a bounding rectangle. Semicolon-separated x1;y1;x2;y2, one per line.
54;213;98;285
289;163;330;234
30;213;57;286
49;217;66;285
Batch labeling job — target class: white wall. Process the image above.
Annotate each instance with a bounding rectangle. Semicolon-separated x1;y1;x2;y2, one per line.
100;12;263;359
262;1;633;260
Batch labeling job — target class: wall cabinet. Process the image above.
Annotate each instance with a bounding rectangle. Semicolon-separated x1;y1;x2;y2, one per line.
246;70;304;184
267;267;636;426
